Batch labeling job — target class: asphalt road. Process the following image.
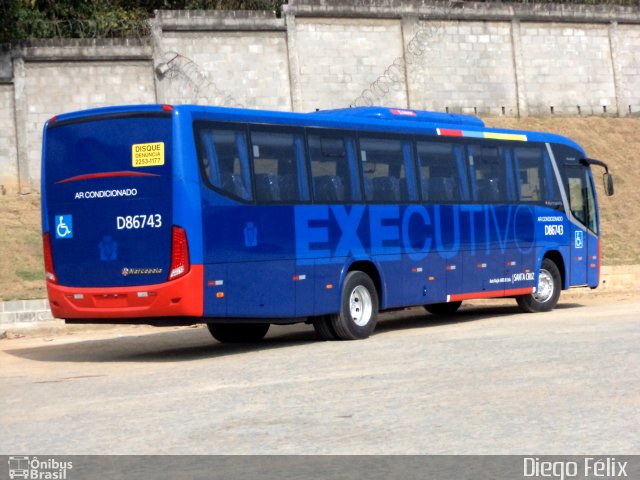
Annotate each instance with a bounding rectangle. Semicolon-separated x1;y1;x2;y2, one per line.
1;294;638;455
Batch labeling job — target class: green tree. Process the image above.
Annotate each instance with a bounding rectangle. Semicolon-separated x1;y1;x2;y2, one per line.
0;0;285;44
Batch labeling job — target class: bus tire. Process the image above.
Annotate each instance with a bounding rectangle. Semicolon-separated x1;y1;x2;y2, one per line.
424;301;462;315
312;315;339;341
206;323;270;343
516;258;561;313
330;271;379;340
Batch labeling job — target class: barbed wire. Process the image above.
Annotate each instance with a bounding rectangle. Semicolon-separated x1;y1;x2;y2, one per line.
351;25;440;107
157;51;244;107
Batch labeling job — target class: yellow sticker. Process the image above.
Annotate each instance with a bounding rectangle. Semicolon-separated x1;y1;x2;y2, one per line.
132;142;165;168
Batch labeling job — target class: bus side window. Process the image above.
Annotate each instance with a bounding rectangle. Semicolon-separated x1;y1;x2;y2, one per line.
468;144;509;203
308;133;360;203
197;127;252;201
250;129;309;203
566;174;587;225
417;140;465;202
359;137;416;203
514;146;545;202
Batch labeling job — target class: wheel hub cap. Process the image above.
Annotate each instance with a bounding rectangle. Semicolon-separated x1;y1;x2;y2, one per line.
350;285;373;327
533;269;554;303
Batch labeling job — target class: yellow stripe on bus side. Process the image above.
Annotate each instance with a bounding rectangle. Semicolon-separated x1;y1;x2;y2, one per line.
484;132;528;142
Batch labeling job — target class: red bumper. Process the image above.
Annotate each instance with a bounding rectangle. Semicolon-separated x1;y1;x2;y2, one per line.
46;265;203;319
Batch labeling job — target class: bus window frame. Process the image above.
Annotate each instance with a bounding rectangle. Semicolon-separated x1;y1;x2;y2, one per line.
193;120;255;204
356;132;420;205
415;135;471;204
306;127;362;204
564;162;599;235
248;124;312;205
194;119;567;212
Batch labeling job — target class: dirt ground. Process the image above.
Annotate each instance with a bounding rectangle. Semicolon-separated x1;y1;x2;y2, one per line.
1;116;638;301
1;290;638;455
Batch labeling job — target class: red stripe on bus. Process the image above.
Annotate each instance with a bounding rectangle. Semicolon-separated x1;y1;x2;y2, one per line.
449;287;534;302
438;128;463;137
56;171;160;184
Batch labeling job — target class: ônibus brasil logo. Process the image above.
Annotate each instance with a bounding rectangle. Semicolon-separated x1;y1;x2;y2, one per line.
8;456;73;479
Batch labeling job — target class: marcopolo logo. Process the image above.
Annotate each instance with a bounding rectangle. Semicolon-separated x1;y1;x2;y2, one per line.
122;267;163;276
8;456;73;479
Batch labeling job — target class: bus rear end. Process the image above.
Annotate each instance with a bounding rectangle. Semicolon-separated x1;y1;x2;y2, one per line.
41;105;202;323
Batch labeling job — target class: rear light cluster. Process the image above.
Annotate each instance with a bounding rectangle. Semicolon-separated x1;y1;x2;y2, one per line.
169;226;190;280
43;233;57;284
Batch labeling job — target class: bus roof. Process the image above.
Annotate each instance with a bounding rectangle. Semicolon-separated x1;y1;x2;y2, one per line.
48;104;585;153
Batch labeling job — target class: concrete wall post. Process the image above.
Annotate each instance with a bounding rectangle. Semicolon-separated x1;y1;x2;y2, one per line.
510;19;528;118
11;54;31;193
284;12;303;112
608;22;627;117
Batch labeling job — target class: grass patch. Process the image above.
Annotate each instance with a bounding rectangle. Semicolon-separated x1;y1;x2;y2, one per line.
16;270;43;282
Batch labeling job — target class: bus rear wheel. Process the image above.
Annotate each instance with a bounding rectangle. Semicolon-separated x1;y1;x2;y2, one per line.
516;258;561;313
330;271;379;340
206;323;270;343
312;315;339;340
424;301;462;315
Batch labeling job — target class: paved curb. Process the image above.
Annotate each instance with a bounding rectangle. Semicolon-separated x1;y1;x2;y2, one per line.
0;298;53;325
1;265;639;334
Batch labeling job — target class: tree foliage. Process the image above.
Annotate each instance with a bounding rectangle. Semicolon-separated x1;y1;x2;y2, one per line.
0;0;286;44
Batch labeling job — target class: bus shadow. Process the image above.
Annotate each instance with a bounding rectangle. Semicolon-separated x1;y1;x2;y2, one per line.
4;301;587;364
3;326;318;364
375;300;585;332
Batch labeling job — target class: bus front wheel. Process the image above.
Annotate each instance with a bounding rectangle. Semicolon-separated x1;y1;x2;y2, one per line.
206;323;270;343
516;258;561;313
330;271;379;340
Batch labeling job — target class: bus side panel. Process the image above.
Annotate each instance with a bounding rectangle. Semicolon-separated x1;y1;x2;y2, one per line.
374;258;405;309
403;252;446;306
587;232;599;288
294;262;316;317
226;260;296;317
203;264;227;317
313;261;342;316
201;203;299;318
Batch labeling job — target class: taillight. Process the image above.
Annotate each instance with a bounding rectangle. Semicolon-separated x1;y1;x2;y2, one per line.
43;233;57;284
169;226;190;280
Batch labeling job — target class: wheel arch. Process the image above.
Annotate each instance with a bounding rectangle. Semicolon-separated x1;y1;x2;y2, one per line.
542;249;567;290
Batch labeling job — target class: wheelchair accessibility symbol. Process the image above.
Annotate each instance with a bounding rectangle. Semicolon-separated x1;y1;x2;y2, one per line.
55;215;73;239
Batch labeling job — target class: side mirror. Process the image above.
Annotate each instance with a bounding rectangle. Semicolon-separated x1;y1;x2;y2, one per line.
603;173;614;196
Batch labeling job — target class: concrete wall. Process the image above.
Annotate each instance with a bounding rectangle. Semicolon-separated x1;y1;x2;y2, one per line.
1;1;640;191
292;17;407;111
155;10;292;109
0;82;18;189
409;20;518;116
520;22;616;116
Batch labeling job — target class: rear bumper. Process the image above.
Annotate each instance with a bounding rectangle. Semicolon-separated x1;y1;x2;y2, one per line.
46;265;203;320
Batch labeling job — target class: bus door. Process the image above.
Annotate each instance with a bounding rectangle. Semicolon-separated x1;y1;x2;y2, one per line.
564;164;598;286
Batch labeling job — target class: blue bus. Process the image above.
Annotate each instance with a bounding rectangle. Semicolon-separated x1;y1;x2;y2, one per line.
41;105;614;342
